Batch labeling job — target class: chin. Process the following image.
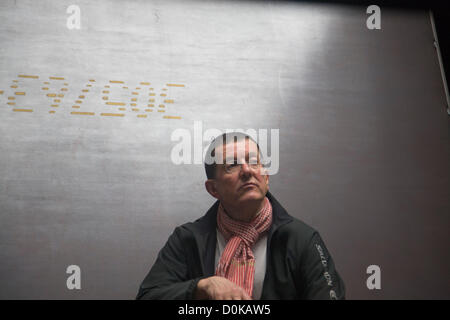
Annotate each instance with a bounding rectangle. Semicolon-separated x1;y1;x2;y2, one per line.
238;190;264;202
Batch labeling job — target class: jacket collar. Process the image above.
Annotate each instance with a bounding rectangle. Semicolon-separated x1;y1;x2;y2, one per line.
190;191;293;276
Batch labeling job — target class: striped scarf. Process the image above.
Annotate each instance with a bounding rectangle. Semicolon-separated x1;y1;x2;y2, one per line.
215;197;273;298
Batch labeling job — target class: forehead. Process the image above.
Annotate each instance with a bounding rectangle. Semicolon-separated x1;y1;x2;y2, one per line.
215;138;259;158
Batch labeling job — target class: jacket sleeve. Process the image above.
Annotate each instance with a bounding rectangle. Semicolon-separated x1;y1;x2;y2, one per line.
136;226;205;300
299;232;346;300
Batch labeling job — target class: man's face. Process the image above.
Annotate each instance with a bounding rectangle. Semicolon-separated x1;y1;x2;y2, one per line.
207;138;269;207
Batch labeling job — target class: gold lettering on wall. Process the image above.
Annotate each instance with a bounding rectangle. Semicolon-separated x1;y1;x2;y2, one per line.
1;74;184;119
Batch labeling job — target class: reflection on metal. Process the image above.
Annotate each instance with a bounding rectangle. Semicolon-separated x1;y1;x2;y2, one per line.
430;10;450;115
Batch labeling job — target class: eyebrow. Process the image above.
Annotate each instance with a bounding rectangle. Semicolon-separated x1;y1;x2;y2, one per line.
224;151;259;162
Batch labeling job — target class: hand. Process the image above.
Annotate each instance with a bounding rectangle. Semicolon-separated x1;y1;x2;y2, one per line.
195;276;252;300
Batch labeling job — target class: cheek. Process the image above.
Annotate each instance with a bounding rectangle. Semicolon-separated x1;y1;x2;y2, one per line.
221;177;237;190
256;171;267;182
261;175;269;189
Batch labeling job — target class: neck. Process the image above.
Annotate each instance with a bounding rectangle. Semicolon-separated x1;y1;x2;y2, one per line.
221;198;265;223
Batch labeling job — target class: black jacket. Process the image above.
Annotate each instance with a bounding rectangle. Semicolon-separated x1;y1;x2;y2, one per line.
136;192;346;300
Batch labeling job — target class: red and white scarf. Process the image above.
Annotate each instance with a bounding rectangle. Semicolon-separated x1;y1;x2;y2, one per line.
215;197;273;298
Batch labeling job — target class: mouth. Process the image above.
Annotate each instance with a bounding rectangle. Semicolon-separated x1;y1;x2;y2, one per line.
240;182;258;190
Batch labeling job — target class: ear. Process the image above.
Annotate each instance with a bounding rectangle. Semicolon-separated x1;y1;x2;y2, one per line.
205;179;220;199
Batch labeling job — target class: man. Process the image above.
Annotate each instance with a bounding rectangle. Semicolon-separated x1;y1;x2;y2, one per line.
136;132;345;300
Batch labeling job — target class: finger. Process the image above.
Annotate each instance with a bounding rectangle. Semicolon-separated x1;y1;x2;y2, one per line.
242;292;252;300
219;292;233;300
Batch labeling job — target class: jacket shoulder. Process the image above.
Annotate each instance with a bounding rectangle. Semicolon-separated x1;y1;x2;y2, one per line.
279;215;318;237
272;215;321;253
171;209;216;240
176;201;218;235
268;192;318;245
170;221;198;241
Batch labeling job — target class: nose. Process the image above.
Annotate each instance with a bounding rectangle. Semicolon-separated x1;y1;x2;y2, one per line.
240;162;252;176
